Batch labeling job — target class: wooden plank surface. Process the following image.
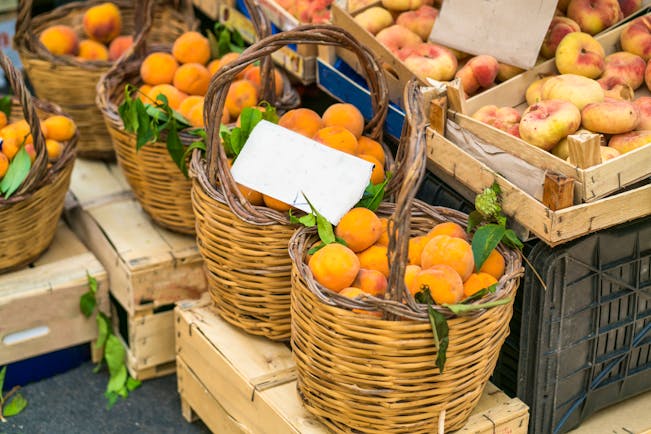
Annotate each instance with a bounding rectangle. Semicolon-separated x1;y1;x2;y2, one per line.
0;222;109;365
176;300;530;434
68;158;131;208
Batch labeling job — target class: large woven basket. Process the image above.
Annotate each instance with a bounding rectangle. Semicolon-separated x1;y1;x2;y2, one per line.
288;80;524;432
191;25;401;341
0;50;78;273
97;0;299;235
15;0;196;159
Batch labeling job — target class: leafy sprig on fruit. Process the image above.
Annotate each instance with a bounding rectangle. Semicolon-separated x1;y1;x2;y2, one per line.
206;23;246;59
80;274;141;408
221;104;279;160
0;366;27;422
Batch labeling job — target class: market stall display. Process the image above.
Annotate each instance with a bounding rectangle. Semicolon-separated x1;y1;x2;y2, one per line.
15;0;197;159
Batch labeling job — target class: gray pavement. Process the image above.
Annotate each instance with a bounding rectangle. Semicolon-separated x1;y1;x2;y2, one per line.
1;362;210;434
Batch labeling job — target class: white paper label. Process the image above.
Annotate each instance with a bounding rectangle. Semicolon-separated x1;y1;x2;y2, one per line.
231;120;374;225
428;0;557;69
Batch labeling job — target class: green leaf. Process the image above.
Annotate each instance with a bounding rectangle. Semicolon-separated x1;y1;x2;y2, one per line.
466;210;484;233
95;312;110;350
472;224;506;272
0;146;31;199
0;365;6;393
87;273;98;294
104;335;126;379
0;96;12;119
307;242;326;255
218;27;231;58
356;172;392;211
239;107;263;138
427;305;449;373
93;362;103;374
231;29;245;48
444;298;512;315
165;121;186;176
105;391;119;409
289;209;316;227
458;283;497;305
301;194;335;244
259;102;279;124
414;287;433;304
2;393;27;417
205;29;220;60
503;229;524;250
135;103;156;151
126;376;141;392
230;128;243;157
106;364;127;394
180;140;207;176
79;291;96;318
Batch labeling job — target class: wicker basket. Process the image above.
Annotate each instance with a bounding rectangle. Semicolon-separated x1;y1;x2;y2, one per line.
97;0;299;235
0;50;78;273
15;0;196;159
288;80;524;433
190;25;402;341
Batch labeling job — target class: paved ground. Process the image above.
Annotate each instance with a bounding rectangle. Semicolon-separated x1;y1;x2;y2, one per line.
1;362;210;434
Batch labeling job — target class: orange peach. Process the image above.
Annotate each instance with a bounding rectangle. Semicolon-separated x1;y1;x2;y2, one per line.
140;52;178;85
278;108;323;137
224;80;258;119
322;103;364;138
404;264;421;296
312;126;358;155
413;264;464;305
147;84;187;110
83;2;122;44
173;63;210;96
455;55;499;96
108;35;133;61
352;268;388;297
172;31;211;65
77;39;108;61
39;25;79;56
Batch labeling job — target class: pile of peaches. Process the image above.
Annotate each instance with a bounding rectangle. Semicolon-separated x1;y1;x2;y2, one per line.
472;14;651;162
275;0;332;24
38;2;132;62
308;207;505;313
134;31;286;129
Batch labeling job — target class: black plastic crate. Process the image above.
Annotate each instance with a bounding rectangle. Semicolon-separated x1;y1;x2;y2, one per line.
518;215;651;434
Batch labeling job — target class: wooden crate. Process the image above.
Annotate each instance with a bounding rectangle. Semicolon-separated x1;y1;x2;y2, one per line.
449;22;651;205
219;3;317;84
192;0;234;19
0;221;108;366
176;299;530;434
65;158;208;379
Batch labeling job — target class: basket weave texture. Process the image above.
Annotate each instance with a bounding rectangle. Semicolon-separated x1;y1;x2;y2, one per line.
15;0;196;159
0;50;78;272
190;25;400;341
97;0;298;235
288;80;524;432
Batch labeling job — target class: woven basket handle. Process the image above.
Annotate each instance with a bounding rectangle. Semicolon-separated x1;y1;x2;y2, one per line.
203;25;390;225
0;49;48;195
15;0;34;50
386;79;428;304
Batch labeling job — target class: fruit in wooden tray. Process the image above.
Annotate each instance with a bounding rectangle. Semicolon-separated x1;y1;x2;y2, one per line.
172;31;210;65
471;105;521;137
39;25;79;56
608;129;651;152
620;15;651;60
581;99;640;134
633;96;651;129
525;76;555;105
353;6;394;35
541;74;605;110
381;0;424;12
618;0;642;17
108;35;133;61
567;0;622;35
77;39;109;61
396;5;438;41
555;32;605;78
519;99;582;150
557;0;572;13
551;128;598;159
455;55;499;96
497;63;525;82
598;76;634;100
403;43;458;82
600;146;621;160
540;16;581;59
83;2;122;44
375;25;422;59
601;51;646;89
